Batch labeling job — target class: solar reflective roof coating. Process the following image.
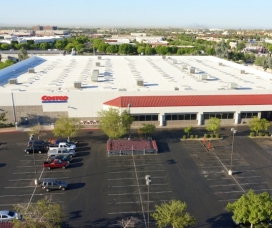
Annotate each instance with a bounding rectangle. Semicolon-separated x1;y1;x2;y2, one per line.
1;55;272;92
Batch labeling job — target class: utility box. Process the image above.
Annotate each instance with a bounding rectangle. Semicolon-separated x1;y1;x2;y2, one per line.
74;81;81;89
198;74;207;80
9;78;17;84
240;70;245;74
227;82;238;89
137;79;144;86
162;55;166;59
190;67;195;74
91;70;99;82
97;56;101;60
182;65;187;70
28;68;35;73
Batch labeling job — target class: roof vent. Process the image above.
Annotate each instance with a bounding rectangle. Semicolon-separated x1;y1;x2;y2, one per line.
198;74;207;80
28;68;35;73
182;65;187;70
137;79;144;86
172;60;177;64
118;88;127;91
9;78;18;84
98;56;101;60
240;70;245;74
74;81;81;89
219;62;223;66
174;87;179;90
190;67;195;74
91;70;99;82
227;82;238;89
162;55;166;59
96;62;100;67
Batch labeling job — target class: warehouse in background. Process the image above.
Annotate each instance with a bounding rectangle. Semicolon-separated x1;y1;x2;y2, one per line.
0;55;272;127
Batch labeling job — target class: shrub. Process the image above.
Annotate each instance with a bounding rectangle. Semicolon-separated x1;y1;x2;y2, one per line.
190;135;194;139
258;132;263;137
265;133;269;136
9;123;13;127
204;133;208;138
195;135;198;138
249;132;255;137
210;134;214;138
215;134;220;138
182;135;187;139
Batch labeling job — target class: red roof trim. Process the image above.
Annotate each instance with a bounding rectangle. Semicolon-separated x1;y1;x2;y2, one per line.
103;95;272;107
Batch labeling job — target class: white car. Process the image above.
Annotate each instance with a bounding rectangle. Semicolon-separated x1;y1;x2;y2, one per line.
0;210;20;222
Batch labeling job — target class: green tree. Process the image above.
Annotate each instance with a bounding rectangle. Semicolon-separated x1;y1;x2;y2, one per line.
12;197;63;228
205;47;215;55
226;190;272;228
236;42;246;51
206;117;221;134
184;126;192;137
145;46;155;55
106;44;119;54
0;111;8;126
53;116;82;141
151;200;197;228
1;43;11;50
215;40;229;59
98;108;133;138
248;116;270;134
18;47;29;61
40;42;51;50
29;123;45;140
119;43;134;55
139;123;156;138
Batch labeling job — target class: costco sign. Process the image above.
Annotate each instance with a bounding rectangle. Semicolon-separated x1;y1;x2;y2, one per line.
42;96;68;103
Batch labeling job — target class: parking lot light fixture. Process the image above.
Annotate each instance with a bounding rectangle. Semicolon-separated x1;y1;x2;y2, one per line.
229;128;237;175
145;175;151;228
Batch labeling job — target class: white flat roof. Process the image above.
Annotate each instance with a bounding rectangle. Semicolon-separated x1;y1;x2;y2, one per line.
1;55;272;93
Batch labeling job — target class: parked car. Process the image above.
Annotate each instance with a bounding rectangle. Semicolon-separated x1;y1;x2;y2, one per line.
25;145;48;154
47;148;76;157
40;178;68;192
54;139;79;146
43;159;69;170
49;155;73;163
27;140;50;148
49;142;76;151
0;210;21;222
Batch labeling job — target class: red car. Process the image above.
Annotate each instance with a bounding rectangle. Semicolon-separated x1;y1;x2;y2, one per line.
43;159;69;170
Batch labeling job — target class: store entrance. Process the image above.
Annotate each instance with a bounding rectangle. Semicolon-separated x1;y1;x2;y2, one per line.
261;111;272;121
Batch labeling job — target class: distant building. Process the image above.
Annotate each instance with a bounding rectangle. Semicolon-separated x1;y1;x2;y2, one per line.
32;25;57;31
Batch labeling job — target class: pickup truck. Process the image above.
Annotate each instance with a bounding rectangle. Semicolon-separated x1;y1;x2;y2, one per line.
43;159;69;170
47;148;76;157
49;142;76;151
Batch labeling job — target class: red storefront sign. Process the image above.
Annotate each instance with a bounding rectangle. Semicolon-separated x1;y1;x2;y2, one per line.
41;96;68;102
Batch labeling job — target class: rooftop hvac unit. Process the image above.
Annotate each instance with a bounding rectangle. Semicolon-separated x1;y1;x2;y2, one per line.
137;79;144;86
74;81;81;89
118;88;127;91
240;70;245;74
227;82;238;89
91;70;99;82
190;67;195;74
182;64;187;70
198;74;208;80
172;60;177;64
219;62;223;66
174;87;179;90
28;68;35;73
97;56;101;60
95;62;100;67
9;78;17;84
162;55;166;59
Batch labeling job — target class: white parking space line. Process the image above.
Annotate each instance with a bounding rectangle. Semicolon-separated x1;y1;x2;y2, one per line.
108;164;163;168
108;210;156;215
210;182;267;187
108;200;169;204
0;193;65;197
13;171;38;174
109;184;169;187
9;177;70;181
16;166;35;168
5;186;36;188
109;170;164;174
132;155;147;228
235;176;261;179
214;190;244;194
20;159;46;162
108;191;172;196
108;176;166;181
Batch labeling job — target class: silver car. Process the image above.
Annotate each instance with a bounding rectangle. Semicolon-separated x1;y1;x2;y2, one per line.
0;210;20;222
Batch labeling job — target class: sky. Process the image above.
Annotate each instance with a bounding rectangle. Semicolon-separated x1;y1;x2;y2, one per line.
1;0;271;29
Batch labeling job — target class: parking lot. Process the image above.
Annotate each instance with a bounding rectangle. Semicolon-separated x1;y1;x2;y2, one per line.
0;127;272;227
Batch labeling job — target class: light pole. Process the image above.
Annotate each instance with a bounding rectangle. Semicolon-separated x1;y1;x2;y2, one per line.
127;103;131;140
30;134;37;179
229;128;237;175
145;175;151;228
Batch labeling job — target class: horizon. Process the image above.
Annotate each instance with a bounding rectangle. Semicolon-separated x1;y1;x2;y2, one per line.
1;0;272;29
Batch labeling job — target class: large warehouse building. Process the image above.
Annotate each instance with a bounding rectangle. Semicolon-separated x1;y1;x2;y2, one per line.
0;55;272;127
